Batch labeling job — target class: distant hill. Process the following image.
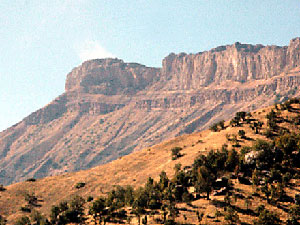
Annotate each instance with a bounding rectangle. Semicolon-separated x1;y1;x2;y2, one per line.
1;38;300;185
2;99;300;224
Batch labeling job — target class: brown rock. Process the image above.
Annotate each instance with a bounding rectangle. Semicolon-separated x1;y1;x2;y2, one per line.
0;38;300;185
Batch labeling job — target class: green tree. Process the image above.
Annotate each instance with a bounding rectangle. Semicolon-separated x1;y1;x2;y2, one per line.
254;208;281;225
167;202;179;221
159;171;169;191
30;210;49;225
195;166;215;200
275;133;297;157
89;197;106;224
132;188;148;225
225;149;239;171
50;196;85;225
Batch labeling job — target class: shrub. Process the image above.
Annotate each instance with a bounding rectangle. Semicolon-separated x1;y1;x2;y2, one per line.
20;206;31;213
264;128;274;138
236;111;247;121
30;210;49;224
218;120;225;130
26;178;36;182
254;208;281;225
288;205;300;223
224;207;239;224
210;120;225;132
15;216;31;225
171;147;182;160
164;219;177;225
238;130;246;139
0;215;6;225
210;123;219;132
230;117;240;127
87;196;94;202
24;193;38;207
0;185;6;192
75;182;86;189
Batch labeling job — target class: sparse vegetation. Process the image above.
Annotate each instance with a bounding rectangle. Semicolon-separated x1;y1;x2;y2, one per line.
210;120;225;132
26;178;36;182
4;98;300;224
0;185;6;192
75;182;86;189
0;215;6;225
171;147;182;160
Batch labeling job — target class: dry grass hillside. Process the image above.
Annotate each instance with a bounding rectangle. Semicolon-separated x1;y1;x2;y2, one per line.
2;99;300;224
1;38;300;186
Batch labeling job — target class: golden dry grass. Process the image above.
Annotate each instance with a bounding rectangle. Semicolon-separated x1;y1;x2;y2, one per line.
1;103;300;224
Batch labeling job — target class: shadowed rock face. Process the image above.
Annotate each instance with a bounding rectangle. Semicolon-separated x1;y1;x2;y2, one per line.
1;38;300;185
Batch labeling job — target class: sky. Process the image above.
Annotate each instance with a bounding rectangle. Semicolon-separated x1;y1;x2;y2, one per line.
0;0;300;132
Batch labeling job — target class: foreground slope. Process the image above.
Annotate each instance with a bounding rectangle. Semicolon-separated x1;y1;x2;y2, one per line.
1;38;300;185
2;100;300;224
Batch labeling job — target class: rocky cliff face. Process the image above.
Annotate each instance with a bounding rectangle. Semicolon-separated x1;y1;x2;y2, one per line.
161;37;300;90
1;38;300;185
65;58;160;95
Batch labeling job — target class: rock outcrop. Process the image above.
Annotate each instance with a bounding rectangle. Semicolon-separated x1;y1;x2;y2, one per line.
65;58;160;95
161;37;300;90
1;38;300;185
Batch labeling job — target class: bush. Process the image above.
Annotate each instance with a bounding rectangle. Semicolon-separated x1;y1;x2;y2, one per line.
171;147;182;160
264;129;274;138
210;123;219;132
0;215;6;225
238;130;246;139
254;208;281;225
24;193;38;207
75;182;86;189
20;206;31;213
218;120;225;130
224;207;239;224
210;120;225;132
15;216;31;225
26;178;36;182
0;185;6;192
87;196;94;202
164;219;177;225
30;210;49;224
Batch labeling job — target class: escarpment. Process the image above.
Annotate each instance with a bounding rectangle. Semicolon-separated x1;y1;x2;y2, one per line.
161;37;300;90
65;58;160;95
1;38;300;185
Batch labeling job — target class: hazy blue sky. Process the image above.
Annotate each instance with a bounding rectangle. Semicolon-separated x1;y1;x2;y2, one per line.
0;0;300;131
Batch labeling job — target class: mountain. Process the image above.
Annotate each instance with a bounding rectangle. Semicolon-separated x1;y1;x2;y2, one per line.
2;100;300;224
1;38;300;185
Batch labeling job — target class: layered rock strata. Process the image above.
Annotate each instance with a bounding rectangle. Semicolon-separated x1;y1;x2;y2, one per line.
1;38;300;185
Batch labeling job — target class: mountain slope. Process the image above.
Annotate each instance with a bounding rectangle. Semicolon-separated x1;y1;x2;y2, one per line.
1;38;300;185
2;101;300;224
